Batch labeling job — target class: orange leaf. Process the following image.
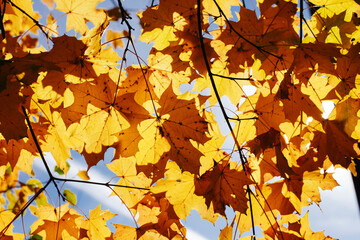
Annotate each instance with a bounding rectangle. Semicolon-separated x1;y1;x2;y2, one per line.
195;159;253;215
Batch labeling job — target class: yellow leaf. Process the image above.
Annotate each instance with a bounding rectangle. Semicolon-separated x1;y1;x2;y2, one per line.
151;161;205;219
55;0;107;35
113;224;137;240
80;106;130;154
77;205;116;240
107;157;150;208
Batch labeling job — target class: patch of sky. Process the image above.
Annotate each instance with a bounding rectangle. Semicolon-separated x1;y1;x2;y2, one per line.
322;100;335;119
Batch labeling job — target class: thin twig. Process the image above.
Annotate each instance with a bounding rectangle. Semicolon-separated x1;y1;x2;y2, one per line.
109;186;140;228
213;73;253;81
53;177;150;191
112;36;131;105
116;0;134;32
129;37;160;118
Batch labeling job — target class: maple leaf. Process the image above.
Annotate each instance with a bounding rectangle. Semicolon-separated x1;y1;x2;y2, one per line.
31;203;82;240
219;224;233;240
276;71;323;123
246;128;297;179
311;120;360;168
133;119;171;168
135;193;188;239
262;181;297;215
293;43;339;77
76;205;116;240
193;59;251;105
267;170;339;213
53;74;131;155
40;36;95;84
59;73;117;126
79;105;130;154
239;91;289;137
214;8;260;72
151;161;207;220
139;0;196;50
202;0;238;26
157;86;210;173
107;156;151;208
113;93;152;158
40;111;74;170
81;146;108;169
46;13;58;37
146;51;194;98
310;0;360;22
314;11;358;48
40;36;120;84
326;44;360;98
55;0;107;35
195;159;253;215
120;65;159;105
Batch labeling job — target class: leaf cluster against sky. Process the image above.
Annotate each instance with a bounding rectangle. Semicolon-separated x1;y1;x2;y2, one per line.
0;0;360;239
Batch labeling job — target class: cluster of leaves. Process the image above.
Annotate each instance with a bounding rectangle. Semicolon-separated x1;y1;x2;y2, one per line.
0;0;360;239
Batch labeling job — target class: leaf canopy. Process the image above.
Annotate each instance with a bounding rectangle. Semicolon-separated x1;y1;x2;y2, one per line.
0;0;360;239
